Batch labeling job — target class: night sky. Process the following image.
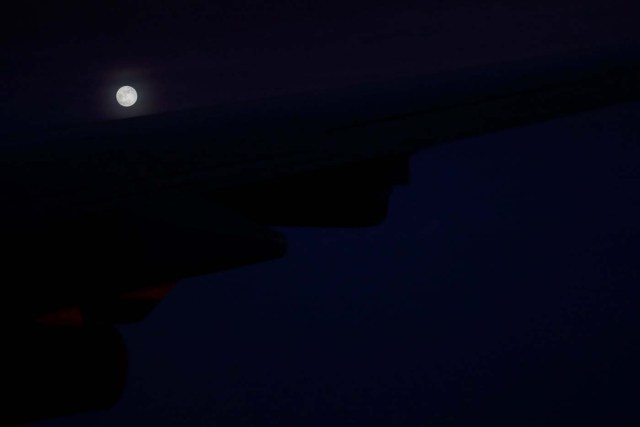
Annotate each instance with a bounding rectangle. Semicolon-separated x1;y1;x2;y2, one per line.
4;1;640;425
3;0;637;131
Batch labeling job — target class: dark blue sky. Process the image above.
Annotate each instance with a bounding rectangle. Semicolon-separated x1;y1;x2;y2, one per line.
35;100;640;426
2;0;637;132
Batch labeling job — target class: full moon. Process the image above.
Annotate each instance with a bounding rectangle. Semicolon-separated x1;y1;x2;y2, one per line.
116;86;137;107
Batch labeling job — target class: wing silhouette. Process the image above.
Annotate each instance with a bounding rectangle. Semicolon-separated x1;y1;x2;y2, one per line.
1;46;639;324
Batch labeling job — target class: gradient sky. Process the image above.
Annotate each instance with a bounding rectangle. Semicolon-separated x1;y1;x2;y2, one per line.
2;0;637;131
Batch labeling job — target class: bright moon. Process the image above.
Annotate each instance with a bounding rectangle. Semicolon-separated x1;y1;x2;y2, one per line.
116;86;137;107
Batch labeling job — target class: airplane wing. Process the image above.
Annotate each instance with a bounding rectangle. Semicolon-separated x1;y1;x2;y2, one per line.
1;45;640;324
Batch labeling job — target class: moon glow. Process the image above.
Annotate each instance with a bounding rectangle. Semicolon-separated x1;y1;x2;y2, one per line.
116;86;138;107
